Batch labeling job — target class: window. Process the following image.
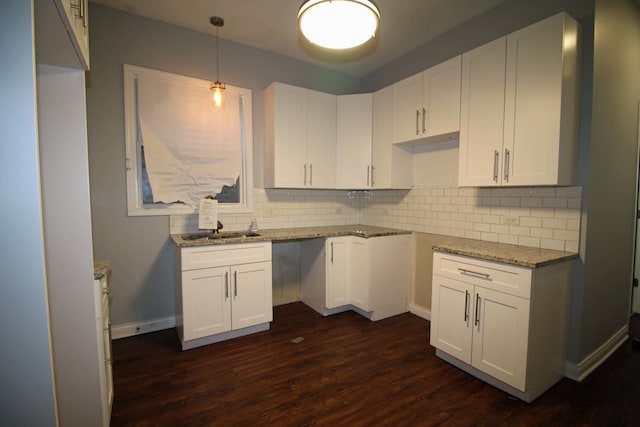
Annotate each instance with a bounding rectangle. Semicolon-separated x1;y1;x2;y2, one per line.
123;65;253;216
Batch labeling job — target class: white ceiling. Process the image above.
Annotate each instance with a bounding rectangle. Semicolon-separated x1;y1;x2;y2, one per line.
90;0;510;77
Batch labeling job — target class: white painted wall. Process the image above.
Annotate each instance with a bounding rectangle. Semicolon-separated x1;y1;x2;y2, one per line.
0;1;57;424
37;64;106;427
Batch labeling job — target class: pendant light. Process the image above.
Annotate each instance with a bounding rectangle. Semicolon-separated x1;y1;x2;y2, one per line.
210;16;225;107
298;0;380;49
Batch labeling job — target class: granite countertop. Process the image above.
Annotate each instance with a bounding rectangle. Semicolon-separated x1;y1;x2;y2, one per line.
94;259;111;280
171;224;411;247
432;236;578;268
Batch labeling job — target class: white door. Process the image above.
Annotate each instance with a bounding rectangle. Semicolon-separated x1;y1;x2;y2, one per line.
325;237;349;309
349;237;370;311
307;90;336;188
182;266;231;340
503;14;564;186
272;83;308;187
430;275;474;364
392;72;422;144
336;93;373;189
231;261;273;330
471;287;529;391
458;37;507;186
422;55;461;138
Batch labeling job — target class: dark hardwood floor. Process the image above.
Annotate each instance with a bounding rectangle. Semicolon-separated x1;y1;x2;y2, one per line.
111;303;640;426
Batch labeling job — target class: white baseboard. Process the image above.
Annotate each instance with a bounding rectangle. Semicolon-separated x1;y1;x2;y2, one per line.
564;324;629;381
409;304;431;321
111;316;176;340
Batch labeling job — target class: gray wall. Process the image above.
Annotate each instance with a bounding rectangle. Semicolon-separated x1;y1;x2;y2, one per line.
569;0;640;362
0;0;57;424
87;4;361;326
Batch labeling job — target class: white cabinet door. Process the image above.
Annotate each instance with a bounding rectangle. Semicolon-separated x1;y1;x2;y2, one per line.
182;266;232;340
307;89;337;188
392;72;423;144
458;37;507;186
349;237;370;311
430;275;474;364
422;55;461;138
54;0;90;69
325;237;349;309
336;94;373;189
231;261;273;330
459;13;578;187
372;86;412;189
472;287;529;391
503;13;578;186
265;82;308;188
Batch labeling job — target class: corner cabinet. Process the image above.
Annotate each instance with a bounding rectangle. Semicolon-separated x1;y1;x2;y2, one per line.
264;82;336;188
458;12;579;187
175;242;273;350
301;234;411;321
372;85;413;189
393;55;461;144
430;251;572;402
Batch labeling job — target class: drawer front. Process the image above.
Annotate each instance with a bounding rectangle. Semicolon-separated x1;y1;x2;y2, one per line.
181;242;272;271
433;251;532;299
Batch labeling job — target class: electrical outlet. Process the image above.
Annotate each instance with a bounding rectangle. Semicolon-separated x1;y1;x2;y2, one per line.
336;208;343;214
264;208;274;217
503;215;520;225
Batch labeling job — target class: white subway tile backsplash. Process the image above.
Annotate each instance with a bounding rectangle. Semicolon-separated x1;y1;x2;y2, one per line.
170;185;582;253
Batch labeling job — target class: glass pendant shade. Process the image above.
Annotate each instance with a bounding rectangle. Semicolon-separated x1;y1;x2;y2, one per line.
298;0;380;49
210;16;225;107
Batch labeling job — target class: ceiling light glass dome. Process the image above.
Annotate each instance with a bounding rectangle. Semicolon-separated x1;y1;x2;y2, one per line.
298;0;380;49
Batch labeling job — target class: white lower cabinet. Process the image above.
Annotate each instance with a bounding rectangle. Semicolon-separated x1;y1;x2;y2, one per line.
176;242;273;350
430;251;571;402
301;234;411;320
94;273;112;426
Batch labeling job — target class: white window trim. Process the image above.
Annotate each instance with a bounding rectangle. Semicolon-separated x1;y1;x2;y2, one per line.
123;64;253;216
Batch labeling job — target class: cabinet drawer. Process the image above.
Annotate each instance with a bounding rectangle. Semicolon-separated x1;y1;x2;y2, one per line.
181;242;272;271
433;251;532;299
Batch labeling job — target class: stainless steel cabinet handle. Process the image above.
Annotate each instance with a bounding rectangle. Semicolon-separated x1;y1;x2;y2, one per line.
310;164;313;186
330;241;334;264
493;150;499;182
504;148;510;183
457;268;490;279
367;165;370;186
234;271;238;297
422;107;427;134
304;164;307;185
371;165;375;186
475;294;481;326
225;271;229;299
464;290;470;322
415;110;420;135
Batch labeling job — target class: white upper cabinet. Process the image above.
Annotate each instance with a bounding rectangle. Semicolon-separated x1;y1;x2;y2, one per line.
264;82;336;188
393;56;462;145
336;93;373;189
458;12;579;187
35;0;90;69
372;85;413;189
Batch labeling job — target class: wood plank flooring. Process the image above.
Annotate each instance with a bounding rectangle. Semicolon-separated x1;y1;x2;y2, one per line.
111;303;640;426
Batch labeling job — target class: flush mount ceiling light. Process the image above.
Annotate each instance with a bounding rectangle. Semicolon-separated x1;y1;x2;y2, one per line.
209;16;225;107
298;0;380;49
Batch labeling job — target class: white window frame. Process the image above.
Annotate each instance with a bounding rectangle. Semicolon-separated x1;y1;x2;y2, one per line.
123;64;253;216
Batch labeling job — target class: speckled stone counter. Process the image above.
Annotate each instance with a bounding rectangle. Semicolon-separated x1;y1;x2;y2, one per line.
432;235;578;268
171;225;411;248
94;259;111;280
